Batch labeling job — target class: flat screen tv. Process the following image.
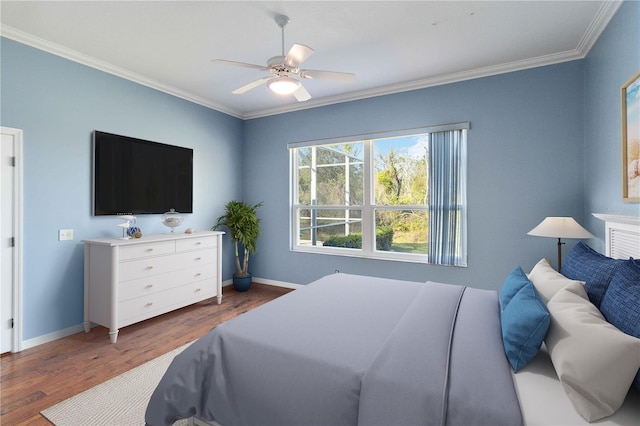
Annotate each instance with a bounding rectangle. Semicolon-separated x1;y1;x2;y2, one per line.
93;131;193;216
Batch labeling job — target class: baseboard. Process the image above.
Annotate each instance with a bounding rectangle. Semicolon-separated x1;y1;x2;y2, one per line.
252;276;303;290
19;279;299;352
21;323;86;350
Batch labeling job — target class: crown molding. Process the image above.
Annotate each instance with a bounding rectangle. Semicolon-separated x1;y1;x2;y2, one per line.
575;0;623;54
1;0;622;121
242;48;586;119
245;1;623;119
0;25;243;119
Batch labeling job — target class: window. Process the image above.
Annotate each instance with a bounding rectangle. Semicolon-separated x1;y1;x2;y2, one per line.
289;123;468;266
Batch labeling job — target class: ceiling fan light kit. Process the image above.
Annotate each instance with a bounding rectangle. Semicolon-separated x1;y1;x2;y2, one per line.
212;14;355;102
268;76;301;95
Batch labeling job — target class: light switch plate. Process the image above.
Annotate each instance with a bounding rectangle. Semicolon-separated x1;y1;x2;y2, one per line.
58;229;73;241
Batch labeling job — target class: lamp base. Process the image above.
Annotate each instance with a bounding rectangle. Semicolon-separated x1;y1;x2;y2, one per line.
557;238;565;272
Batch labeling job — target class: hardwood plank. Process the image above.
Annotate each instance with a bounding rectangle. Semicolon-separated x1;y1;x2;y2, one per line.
0;283;292;425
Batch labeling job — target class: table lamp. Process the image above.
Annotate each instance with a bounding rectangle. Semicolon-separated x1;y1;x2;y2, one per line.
527;217;594;271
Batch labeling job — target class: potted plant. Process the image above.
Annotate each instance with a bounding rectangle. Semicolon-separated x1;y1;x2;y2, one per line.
212;200;263;291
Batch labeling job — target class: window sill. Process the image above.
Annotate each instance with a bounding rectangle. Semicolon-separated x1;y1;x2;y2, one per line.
291;245;429;264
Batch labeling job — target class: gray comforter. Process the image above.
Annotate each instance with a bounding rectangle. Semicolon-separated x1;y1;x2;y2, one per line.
146;274;522;426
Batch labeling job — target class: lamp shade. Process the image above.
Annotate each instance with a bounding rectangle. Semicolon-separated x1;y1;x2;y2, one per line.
268;76;301;95
527;217;594;239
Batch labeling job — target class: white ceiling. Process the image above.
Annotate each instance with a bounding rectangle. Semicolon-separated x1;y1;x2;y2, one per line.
0;1;621;119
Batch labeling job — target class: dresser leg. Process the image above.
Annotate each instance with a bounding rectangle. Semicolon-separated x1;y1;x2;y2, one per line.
83;321;91;333
109;329;119;343
217;294;222;304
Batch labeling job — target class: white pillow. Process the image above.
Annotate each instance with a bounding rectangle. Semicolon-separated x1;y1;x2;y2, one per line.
545;281;640;422
528;258;585;304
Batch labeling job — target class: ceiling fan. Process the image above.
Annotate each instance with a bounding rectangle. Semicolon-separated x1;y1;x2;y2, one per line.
212;14;355;102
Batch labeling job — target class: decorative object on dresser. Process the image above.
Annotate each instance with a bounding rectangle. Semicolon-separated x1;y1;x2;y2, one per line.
527;216;594;271
212;200;263;292
161;208;184;233
115;215;136;239
83;231;224;343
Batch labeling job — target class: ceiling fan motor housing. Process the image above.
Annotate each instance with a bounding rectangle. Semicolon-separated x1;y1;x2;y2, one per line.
267;56;293;75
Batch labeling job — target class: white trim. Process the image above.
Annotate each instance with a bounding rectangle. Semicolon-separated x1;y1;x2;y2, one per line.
1;127;24;353
20;280;297;350
21;324;85;351
0;1;621;121
0;26;241;119
286;122;469;150
252;277;303;290
575;1;623;55
244;1;623;119
592;213;640;226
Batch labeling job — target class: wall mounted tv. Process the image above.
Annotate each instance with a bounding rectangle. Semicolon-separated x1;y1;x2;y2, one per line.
93;131;193;216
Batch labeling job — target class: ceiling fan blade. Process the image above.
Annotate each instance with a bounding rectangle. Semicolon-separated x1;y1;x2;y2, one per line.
212;59;268;71
232;76;273;94
293;84;311;102
299;69;356;82
284;44;314;68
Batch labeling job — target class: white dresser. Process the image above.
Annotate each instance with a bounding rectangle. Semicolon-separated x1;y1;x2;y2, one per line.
83;231;224;343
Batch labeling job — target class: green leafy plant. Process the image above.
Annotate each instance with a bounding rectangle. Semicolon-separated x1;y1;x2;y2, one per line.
212;201;263;277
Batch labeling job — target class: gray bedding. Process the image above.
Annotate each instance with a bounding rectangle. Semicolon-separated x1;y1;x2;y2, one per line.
146;273;522;426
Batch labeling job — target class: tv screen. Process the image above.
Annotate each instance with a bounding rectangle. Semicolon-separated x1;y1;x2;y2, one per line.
93;131;193;216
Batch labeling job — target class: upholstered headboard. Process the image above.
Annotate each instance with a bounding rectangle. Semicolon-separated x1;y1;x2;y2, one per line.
593;214;640;259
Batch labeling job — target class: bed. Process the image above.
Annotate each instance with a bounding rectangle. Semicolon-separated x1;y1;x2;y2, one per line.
146;214;640;426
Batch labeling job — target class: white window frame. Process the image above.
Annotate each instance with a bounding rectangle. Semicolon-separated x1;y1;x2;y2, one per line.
289;123;468;265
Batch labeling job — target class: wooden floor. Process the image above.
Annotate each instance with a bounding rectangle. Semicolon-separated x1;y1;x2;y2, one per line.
0;283;292;425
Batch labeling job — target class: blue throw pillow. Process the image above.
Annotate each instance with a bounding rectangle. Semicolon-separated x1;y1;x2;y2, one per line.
501;281;551;372
561;242;623;308
600;259;640;391
499;266;531;309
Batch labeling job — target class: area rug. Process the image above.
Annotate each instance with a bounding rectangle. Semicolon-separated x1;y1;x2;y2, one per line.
41;343;192;426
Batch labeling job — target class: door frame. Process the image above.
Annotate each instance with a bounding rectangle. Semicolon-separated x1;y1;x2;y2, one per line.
2;127;24;353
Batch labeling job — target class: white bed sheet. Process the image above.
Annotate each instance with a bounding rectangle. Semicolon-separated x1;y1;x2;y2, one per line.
513;345;640;425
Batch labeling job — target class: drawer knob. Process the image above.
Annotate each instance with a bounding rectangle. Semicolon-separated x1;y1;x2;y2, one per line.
146;266;154;270
195;257;202;261
146;302;153;307
195;272;201;277
195;242;202;245
146;284;154;289
195;288;201;292
146;248;154;252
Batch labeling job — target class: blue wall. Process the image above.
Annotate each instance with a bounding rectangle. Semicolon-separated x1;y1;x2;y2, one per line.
243;62;587;289
583;0;640;249
1;38;244;341
1;1;638;344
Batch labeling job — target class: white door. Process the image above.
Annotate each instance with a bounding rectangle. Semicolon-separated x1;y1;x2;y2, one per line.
1;127;23;353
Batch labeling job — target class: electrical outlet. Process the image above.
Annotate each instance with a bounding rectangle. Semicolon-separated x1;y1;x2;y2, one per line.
58;229;73;241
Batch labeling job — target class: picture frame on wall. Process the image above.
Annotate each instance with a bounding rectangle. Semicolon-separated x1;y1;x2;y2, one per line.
622;71;640;202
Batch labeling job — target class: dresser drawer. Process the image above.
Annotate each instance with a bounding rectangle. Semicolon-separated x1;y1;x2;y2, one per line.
118;281;216;326
119;241;175;260
176;236;218;252
118;265;218;301
119;248;217;281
